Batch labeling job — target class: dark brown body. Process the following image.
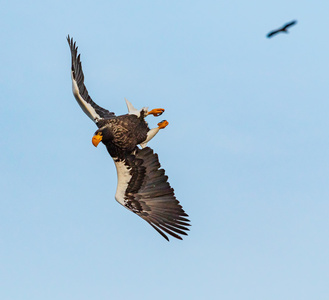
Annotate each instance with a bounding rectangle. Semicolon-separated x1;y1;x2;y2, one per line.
96;113;150;160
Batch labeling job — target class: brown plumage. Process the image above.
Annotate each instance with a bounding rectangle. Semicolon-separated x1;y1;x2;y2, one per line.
95;114;149;159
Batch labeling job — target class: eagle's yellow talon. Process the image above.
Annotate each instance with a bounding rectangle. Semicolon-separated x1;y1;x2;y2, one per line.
158;120;169;129
148;108;165;117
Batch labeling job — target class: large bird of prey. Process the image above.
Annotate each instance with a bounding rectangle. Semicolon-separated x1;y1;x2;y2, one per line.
67;36;190;241
266;20;297;38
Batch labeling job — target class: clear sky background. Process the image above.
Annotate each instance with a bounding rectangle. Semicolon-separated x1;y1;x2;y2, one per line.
1;0;329;299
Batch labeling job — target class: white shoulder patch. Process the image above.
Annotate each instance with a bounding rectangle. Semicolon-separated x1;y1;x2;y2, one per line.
71;71;101;122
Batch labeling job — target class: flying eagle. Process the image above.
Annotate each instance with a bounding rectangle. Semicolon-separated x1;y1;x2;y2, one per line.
266;20;297;38
67;36;190;241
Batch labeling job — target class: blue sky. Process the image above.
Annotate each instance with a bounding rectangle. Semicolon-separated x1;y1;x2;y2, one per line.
1;0;329;299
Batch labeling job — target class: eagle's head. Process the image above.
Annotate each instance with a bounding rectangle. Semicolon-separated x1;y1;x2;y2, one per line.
92;126;113;147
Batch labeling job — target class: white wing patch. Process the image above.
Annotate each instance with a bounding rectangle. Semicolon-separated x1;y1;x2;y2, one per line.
114;159;132;207
71;71;101;122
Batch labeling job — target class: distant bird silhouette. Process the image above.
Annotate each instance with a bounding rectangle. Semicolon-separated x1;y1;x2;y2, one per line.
266;20;297;38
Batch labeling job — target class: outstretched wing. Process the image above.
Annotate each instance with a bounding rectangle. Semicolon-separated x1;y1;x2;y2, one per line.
282;20;297;30
267;30;279;38
67;35;116;123
113;147;190;241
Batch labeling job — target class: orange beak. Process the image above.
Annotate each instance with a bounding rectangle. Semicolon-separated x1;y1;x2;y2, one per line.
92;132;103;147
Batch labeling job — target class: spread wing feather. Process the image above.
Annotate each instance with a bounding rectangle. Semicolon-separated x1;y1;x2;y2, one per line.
282;20;297;30
114;147;190;241
67;35;116;123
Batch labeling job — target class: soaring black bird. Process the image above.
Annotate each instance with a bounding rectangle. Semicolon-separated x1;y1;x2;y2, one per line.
266;20;297;38
66;36;190;241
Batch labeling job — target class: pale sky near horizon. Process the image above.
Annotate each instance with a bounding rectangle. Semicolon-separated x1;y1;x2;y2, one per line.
1;1;329;299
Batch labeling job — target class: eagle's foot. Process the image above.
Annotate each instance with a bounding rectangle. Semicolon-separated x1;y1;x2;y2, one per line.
148;108;165;117
158;120;169;129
